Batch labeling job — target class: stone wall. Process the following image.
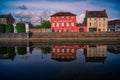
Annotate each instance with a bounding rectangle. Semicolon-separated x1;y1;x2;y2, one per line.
0;33;29;38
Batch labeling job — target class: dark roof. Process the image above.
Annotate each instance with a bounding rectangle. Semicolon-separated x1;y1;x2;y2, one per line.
51;12;76;17
86;9;108;18
52;58;76;62
108;19;120;25
85;57;106;63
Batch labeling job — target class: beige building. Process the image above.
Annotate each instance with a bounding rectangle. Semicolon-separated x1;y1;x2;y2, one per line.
84;45;107;63
0;13;15;24
84;9;108;32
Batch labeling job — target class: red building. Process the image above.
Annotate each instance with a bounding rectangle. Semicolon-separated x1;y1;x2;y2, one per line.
50;12;87;32
51;45;87;61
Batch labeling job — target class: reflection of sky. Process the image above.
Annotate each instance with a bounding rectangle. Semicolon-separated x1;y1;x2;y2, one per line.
0;0;120;24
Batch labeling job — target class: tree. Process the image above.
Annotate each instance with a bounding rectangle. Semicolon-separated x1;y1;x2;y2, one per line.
17;47;27;55
16;23;26;33
0;24;6;33
6;24;14;33
40;20;50;28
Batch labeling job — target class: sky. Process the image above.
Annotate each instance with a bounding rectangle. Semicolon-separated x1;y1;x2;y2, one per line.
0;0;120;25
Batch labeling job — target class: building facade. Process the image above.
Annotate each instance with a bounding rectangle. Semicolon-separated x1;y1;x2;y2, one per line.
84;45;107;63
51;45;87;61
84;9;108;32
0;13;15;24
108;19;120;31
50;12;87;32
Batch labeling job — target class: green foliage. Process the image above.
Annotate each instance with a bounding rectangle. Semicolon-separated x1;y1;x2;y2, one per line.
7;47;15;54
77;23;85;26
40;20;50;28
41;47;51;54
17;47;26;55
34;25;41;28
0;24;6;33
16;23;26;33
6;24;14;33
7;47;16;59
0;47;7;54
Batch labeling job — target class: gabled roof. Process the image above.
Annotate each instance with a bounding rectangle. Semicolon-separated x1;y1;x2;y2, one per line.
51;12;76;17
86;9;108;18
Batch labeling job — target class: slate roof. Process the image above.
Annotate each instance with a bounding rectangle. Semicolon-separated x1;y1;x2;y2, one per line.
51;12;76;17
86;9;108;18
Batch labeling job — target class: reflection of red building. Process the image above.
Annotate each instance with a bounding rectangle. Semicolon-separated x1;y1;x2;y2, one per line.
52;45;87;61
50;12;87;32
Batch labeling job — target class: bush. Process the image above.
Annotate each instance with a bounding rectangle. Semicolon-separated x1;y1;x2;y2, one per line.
40;20;50;28
17;47;26;55
16;23;26;33
6;24;14;33
0;24;6;33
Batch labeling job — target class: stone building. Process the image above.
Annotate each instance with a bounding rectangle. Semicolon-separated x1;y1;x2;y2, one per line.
0;13;15;24
84;9;108;32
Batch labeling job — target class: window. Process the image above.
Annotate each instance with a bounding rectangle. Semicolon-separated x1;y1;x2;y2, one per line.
57;49;60;52
71;16;74;19
52;23;55;27
89;22;91;26
71;22;74;27
1;18;4;22
52;17;55;20
66;16;69;20
103;23;105;27
62;48;64;53
57;23;59;27
99;22;101;27
62;16;64;19
61;23;64;27
53;48;55;52
67;48;69;52
66;23;69;27
71;49;74;53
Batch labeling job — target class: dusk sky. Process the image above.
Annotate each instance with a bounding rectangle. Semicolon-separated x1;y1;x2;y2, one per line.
0;0;120;25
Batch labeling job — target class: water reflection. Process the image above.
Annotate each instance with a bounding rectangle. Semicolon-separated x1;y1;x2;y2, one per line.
0;41;120;80
84;45;107;63
0;42;119;63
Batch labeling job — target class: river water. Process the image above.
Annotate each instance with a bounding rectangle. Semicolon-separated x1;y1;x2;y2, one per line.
0;41;120;80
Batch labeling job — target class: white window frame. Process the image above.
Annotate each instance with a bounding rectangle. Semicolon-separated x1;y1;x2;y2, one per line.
61;23;64;27
56;23;59;27
66;23;69;27
52;23;55;27
71;22;74;27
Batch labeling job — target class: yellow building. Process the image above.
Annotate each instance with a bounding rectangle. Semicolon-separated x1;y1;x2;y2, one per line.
84;45;107;63
84;9;108;32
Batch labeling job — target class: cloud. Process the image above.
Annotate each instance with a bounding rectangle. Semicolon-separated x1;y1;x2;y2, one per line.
14;10;32;18
18;5;28;10
77;13;85;23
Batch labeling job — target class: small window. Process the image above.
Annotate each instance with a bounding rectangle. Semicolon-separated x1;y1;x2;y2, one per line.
66;23;69;27
52;23;55;27
1;18;4;22
56;23;59;27
71;22;74;27
61;23;64;27
89;22;91;26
